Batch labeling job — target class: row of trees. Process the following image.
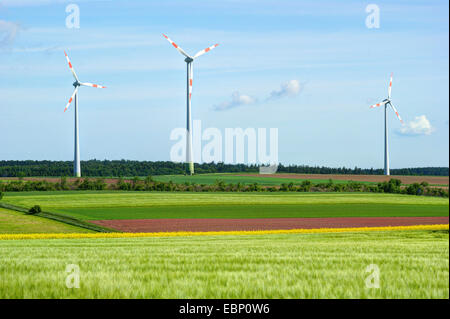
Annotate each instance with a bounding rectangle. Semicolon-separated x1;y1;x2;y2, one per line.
0;160;448;177
0;160;257;177
277;165;448;176
0;177;448;197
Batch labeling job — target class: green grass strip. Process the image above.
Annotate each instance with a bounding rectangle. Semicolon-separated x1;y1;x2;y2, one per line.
56;203;449;220
0;202;116;233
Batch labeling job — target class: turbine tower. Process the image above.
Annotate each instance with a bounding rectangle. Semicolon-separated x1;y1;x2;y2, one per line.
162;34;219;175
63;51;106;177
369;73;403;176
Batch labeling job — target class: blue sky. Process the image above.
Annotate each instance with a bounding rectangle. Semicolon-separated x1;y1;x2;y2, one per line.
0;0;448;168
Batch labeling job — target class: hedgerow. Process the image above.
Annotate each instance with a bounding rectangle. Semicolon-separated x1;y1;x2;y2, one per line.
0;177;447;197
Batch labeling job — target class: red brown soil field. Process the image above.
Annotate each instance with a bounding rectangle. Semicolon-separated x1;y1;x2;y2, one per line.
89;217;449;233
236;174;449;185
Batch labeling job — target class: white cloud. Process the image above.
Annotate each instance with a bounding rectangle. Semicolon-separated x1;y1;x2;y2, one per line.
0;20;20;47
213;79;304;111
213;91;256;111
398;115;435;136
268;79;303;99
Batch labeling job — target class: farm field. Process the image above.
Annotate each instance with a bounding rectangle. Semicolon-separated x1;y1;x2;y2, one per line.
0;230;448;298
90;217;449;233
153;173;449;186
0;208;92;234
0;174;372;188
234;173;449;185
4;191;449;208
2;192;448;221
2;173;448;187
1;191;447;233
152;173;374;186
52;204;449;221
0;190;448;298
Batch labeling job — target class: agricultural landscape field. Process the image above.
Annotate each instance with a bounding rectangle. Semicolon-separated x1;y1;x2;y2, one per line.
1;0;449;306
153;173;450;186
0;230;448;299
2;172;449;186
0;173;448;299
0;208;92;234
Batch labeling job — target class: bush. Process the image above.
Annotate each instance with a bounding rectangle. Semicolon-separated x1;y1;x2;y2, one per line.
326;179;334;188
28;205;42;215
0;191;3;200
214;179;226;191
94;178;107;190
346;181;363;192
116;177;131;190
59;176;69;190
378;179;402;194
299;180;312;192
406;183;424;196
248;182;261;192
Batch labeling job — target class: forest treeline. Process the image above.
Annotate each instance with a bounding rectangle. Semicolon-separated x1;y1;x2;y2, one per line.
0;160;448;177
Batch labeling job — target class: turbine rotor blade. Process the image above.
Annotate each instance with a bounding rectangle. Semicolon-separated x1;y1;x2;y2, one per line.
369;101;388;109
81;82;106;89
64;50;79;82
389;102;403;124
162;34;191;59
388;72;393;99
193;43;219;59
64;86;79;112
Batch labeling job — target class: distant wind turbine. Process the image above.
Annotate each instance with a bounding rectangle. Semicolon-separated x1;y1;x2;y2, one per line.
63;51;106;177
162;34;219;175
369;73;403;176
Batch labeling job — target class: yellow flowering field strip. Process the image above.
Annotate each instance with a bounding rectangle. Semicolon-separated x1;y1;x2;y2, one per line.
0;224;447;240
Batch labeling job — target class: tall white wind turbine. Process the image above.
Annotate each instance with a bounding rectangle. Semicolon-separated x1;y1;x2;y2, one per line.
369;73;403;176
162;34;219;175
63;51;106;177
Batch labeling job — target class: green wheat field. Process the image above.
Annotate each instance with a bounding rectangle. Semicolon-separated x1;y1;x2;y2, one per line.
0;191;448;298
0;230;448;298
2;192;448;220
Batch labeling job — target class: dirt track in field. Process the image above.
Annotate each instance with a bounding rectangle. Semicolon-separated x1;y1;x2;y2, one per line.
89;217;449;233
236;174;449;185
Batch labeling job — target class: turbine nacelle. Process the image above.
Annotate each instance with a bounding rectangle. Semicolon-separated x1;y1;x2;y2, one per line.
184;57;194;63
73;81;81;87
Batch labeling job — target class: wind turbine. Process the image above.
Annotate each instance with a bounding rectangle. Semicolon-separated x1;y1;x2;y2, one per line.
63;50;106;177
369;73;403;176
162;34;219;175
